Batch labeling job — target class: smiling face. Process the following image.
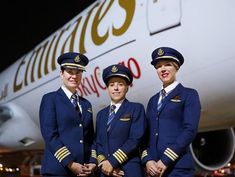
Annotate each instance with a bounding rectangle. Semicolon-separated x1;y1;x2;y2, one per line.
155;60;179;88
60;68;83;93
107;77;129;104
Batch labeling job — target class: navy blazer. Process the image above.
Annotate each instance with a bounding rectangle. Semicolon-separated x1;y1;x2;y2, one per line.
39;88;96;176
96;99;146;177
142;84;201;170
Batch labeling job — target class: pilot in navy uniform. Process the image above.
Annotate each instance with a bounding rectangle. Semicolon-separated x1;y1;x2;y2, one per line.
95;64;146;177
141;47;201;177
39;52;97;177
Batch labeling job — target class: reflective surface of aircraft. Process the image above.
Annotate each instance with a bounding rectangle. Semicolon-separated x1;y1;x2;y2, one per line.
0;0;235;173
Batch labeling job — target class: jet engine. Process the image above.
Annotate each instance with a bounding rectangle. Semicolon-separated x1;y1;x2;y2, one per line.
190;128;235;171
0;102;44;150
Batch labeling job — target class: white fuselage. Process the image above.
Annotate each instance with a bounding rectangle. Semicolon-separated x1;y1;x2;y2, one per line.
0;0;235;150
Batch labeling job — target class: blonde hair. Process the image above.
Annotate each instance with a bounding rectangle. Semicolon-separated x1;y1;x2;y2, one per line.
171;61;180;70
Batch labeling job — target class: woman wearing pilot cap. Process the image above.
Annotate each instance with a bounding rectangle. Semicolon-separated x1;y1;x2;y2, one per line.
39;52;97;177
141;47;201;177
95;64;146;177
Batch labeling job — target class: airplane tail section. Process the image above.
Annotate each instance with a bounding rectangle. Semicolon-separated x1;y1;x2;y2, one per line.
191;128;235;171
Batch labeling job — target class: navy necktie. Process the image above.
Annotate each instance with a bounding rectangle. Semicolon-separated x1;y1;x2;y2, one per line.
107;105;116;127
71;94;81;115
157;89;166;110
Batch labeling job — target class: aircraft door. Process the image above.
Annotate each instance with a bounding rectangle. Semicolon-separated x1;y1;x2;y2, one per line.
147;0;182;34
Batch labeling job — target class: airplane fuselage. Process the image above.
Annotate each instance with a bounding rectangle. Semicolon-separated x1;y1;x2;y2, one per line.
0;1;235;169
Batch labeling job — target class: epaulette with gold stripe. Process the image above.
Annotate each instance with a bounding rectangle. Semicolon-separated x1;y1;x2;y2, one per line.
88;108;92;113
113;149;128;164
91;149;97;159
97;154;106;164
54;146;71;162
141;150;148;160
164;148;179;161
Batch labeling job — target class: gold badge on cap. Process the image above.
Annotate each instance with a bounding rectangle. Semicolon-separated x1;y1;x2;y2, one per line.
111;66;118;73
158;48;164;56
74;55;80;63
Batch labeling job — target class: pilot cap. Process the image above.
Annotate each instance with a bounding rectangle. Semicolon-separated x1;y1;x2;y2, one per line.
102;64;133;85
151;47;184;67
57;52;89;71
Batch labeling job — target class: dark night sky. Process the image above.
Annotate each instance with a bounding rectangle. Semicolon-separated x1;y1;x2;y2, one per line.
0;0;95;73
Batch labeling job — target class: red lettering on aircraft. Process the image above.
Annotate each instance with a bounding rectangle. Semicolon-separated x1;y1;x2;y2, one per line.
77;57;141;97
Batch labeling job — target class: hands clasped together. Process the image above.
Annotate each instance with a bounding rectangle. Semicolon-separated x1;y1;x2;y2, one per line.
98;160;125;177
68;162;96;176
146;160;167;177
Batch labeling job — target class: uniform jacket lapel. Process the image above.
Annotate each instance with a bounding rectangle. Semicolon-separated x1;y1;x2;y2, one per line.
107;99;128;135
158;84;183;114
57;88;83;123
79;97;85;121
57;88;72;108
79;96;92;123
99;107;110;147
